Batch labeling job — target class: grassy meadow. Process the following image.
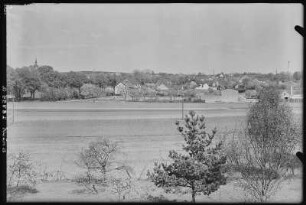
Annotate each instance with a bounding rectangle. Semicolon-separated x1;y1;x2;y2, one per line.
6;101;303;202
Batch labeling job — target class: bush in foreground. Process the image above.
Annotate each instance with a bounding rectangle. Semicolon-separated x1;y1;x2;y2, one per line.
74;138;134;196
7;152;38;188
7;152;39;201
7;185;39;201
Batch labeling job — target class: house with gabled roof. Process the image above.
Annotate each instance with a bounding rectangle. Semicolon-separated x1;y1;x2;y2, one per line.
115;79;141;96
115;82;127;95
156;83;169;91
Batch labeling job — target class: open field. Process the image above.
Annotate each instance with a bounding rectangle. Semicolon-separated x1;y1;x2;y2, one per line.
6;101;303;202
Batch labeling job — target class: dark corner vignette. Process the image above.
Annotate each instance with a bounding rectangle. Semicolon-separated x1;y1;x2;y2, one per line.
294;24;305;204
1;1;7;204
1;1;304;204
294;24;304;165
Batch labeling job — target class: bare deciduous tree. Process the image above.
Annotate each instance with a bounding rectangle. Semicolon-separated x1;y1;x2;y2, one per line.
7;152;39;201
75;138;134;194
8;152;37;188
74;139;118;193
224;86;301;202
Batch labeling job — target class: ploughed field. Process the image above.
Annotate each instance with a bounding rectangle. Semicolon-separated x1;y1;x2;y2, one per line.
6;101;303;202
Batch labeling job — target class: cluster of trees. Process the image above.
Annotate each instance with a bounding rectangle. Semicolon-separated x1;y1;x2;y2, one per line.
233;71;302;83
7;151;67;200
123;70;302;99
7;65;42;101
7;65;123;101
7;63;302;102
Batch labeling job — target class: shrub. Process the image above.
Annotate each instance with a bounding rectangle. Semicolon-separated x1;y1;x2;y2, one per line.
74;139;133;194
7;152;38;188
146;194;173;202
7;152;39;201
7;185;39;201
80;84;101;99
110;177;132;201
105;87;115;96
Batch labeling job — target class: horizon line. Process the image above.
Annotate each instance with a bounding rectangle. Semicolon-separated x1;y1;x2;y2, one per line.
7;64;300;76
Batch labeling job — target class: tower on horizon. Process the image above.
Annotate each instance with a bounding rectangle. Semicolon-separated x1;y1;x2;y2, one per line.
34;58;38;69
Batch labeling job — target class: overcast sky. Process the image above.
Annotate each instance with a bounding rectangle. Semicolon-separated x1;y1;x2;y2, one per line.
6;3;303;74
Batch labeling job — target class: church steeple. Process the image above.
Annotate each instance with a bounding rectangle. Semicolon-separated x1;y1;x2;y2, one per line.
34;58;38;68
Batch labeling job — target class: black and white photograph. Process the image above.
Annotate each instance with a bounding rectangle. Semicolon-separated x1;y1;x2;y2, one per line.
4;3;303;203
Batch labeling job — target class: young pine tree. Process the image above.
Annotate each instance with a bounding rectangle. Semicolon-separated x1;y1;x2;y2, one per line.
148;111;226;203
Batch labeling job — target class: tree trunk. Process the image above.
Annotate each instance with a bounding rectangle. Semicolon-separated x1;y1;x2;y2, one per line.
16;88;21;101
191;182;196;203
17;168;21;187
92;184;98;194
192;190;196;203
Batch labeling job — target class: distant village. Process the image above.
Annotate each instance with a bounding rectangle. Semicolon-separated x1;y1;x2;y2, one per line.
7;60;303;103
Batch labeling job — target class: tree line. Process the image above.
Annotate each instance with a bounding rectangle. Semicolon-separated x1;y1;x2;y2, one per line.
7;65;122;101
6;64;302;101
